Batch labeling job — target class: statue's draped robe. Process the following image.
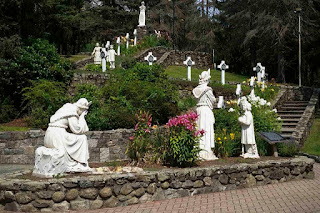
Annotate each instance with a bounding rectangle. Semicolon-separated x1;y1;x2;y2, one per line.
238;110;256;145
92;46;102;64
44;103;89;170
193;84;217;160
138;5;146;26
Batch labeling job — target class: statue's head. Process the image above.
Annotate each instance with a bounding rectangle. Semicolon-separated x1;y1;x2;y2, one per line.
96;43;99;47
74;98;92;115
141;1;145;5
110;45;114;49
199;69;211;84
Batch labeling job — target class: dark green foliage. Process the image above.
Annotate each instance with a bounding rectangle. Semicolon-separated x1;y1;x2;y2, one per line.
22;80;69;129
0;98;19;123
278;142;298;157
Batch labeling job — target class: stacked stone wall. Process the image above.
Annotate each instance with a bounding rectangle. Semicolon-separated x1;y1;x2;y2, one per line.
0;157;314;211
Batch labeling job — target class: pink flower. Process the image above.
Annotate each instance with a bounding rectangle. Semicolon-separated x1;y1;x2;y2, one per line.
134;123;139;130
129;136;135;141
144;129;151;133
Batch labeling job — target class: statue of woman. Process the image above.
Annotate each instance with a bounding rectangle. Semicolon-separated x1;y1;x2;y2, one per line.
138;1;146;27
238;100;259;158
192;70;218;160
33;98;92;177
91;43;102;64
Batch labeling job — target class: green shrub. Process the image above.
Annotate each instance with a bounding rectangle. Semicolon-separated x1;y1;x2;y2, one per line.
85;64;103;72
278;142;298;157
22;80;69;129
0;98;19;123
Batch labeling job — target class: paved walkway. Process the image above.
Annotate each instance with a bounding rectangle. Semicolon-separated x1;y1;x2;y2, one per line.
78;163;320;213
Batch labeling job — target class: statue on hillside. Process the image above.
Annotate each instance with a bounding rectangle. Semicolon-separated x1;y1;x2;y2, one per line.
108;45;117;69
138;1;146;27
33;98;92;177
192;69;218;160
238;98;259;159
92;43;102;64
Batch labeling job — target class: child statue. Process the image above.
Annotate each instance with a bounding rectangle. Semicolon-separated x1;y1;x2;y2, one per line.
192;69;218;160
33;98;92;177
91;43;102;64
108;45;117;69
138;1;146;27
238;99;259;158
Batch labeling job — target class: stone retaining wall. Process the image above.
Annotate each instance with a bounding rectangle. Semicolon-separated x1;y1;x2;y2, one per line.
0;129;132;164
0;157;314;212
73;56;93;69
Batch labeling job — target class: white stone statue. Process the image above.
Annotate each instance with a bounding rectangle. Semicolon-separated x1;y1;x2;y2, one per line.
91;43;102;64
192;69;218;160
106;41;110;62
33;98;92;177
108;45;117;69
138;1;146;27
217;96;224;108
101;47;107;72
238;99;259;159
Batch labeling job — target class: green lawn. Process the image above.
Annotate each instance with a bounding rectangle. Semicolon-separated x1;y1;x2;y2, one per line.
302;111;320;156
165;66;249;83
0;126;30;132
65;54;90;63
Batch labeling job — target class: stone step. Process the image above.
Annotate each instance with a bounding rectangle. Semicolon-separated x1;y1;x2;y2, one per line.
280;118;301;123
277;110;305;114
281;127;296;133
280;133;293;138
285;101;309;104
278;114;302;118
283;103;308;107
282;123;298;127
279;107;306;110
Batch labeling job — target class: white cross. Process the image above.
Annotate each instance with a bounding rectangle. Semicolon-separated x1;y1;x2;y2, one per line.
217;60;229;85
253;63;265;83
144;52;157;65
116;37;121;55
126;33;130;49
183;56;195;81
133;29;137;46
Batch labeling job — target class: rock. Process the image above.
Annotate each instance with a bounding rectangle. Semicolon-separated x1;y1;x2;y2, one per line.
70;200;89;210
52;201;70;211
79;180;93;188
5;201;20;211
245;174;256;187
52;191;65;203
255;175;265;181
151;188;165;201
48;184;63;191
21;182;46;191
66;189;79;201
90;200;103;209
171;180;182;189
157;172;170;182
182;180;193;189
113;184;122;196
99;187;113;198
203;177;212;186
36;191;54;199
104;196;119;208
283;167;290;175
164;189;179;199
291;168;301;175
21;203;38;212
4;191;15;201
16;192;34;204
177;189;190;197
126;197;139;205
80;188;98;200
132;182;141;189
118;195;131;202
32;199;52;208
120;183;133;195
41;208;53;212
63;182;78;188
161;181;170;189
139;193;152;202
305;171;315;179
193;180;204;188
147;183;157;194
219;174;229;185
135;188;145;197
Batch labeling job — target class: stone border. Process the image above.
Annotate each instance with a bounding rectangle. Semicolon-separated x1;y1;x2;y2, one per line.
0;156;314;211
299;153;320;163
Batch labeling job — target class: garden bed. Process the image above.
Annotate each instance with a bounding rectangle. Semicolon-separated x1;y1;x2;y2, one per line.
0;156;315;212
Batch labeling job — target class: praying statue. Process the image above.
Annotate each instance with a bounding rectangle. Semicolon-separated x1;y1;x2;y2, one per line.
92;43;102;64
33;98;92;177
238;98;259;159
108;45;117;69
192;69;218;160
138;1;146;27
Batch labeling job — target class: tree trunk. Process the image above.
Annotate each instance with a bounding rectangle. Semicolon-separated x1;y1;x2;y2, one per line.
277;50;286;83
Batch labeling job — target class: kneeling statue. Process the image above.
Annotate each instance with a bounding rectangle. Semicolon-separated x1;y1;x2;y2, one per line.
33;98;92;177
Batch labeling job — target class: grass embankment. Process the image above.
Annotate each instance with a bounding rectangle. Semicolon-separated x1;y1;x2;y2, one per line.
65;54;90;63
302;111;320;156
0;126;30;131
165;66;248;83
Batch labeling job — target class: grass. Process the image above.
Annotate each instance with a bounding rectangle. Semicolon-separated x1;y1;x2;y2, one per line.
64;54;90;63
302;111;320;156
0;126;30;131
165;66;249;83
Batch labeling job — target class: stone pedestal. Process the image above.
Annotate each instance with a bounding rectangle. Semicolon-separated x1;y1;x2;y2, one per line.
137;26;147;41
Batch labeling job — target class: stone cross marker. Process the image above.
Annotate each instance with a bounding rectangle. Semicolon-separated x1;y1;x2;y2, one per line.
253;63;265;83
250;76;255;96
261;66;267;89
217;60;229;85
144;52;157;65
183;56;195;81
126;33;129;49
100;48;107;72
116;37;121;55
133;29;137;46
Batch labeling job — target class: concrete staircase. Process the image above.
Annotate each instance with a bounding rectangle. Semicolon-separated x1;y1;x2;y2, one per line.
278;101;309;139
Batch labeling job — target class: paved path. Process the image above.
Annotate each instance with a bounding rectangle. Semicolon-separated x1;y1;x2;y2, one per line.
0;164;32;177
77;163;320;213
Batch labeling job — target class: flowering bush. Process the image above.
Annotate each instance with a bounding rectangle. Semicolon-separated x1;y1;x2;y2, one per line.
164;112;204;167
126;111;153;162
215;130;241;158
